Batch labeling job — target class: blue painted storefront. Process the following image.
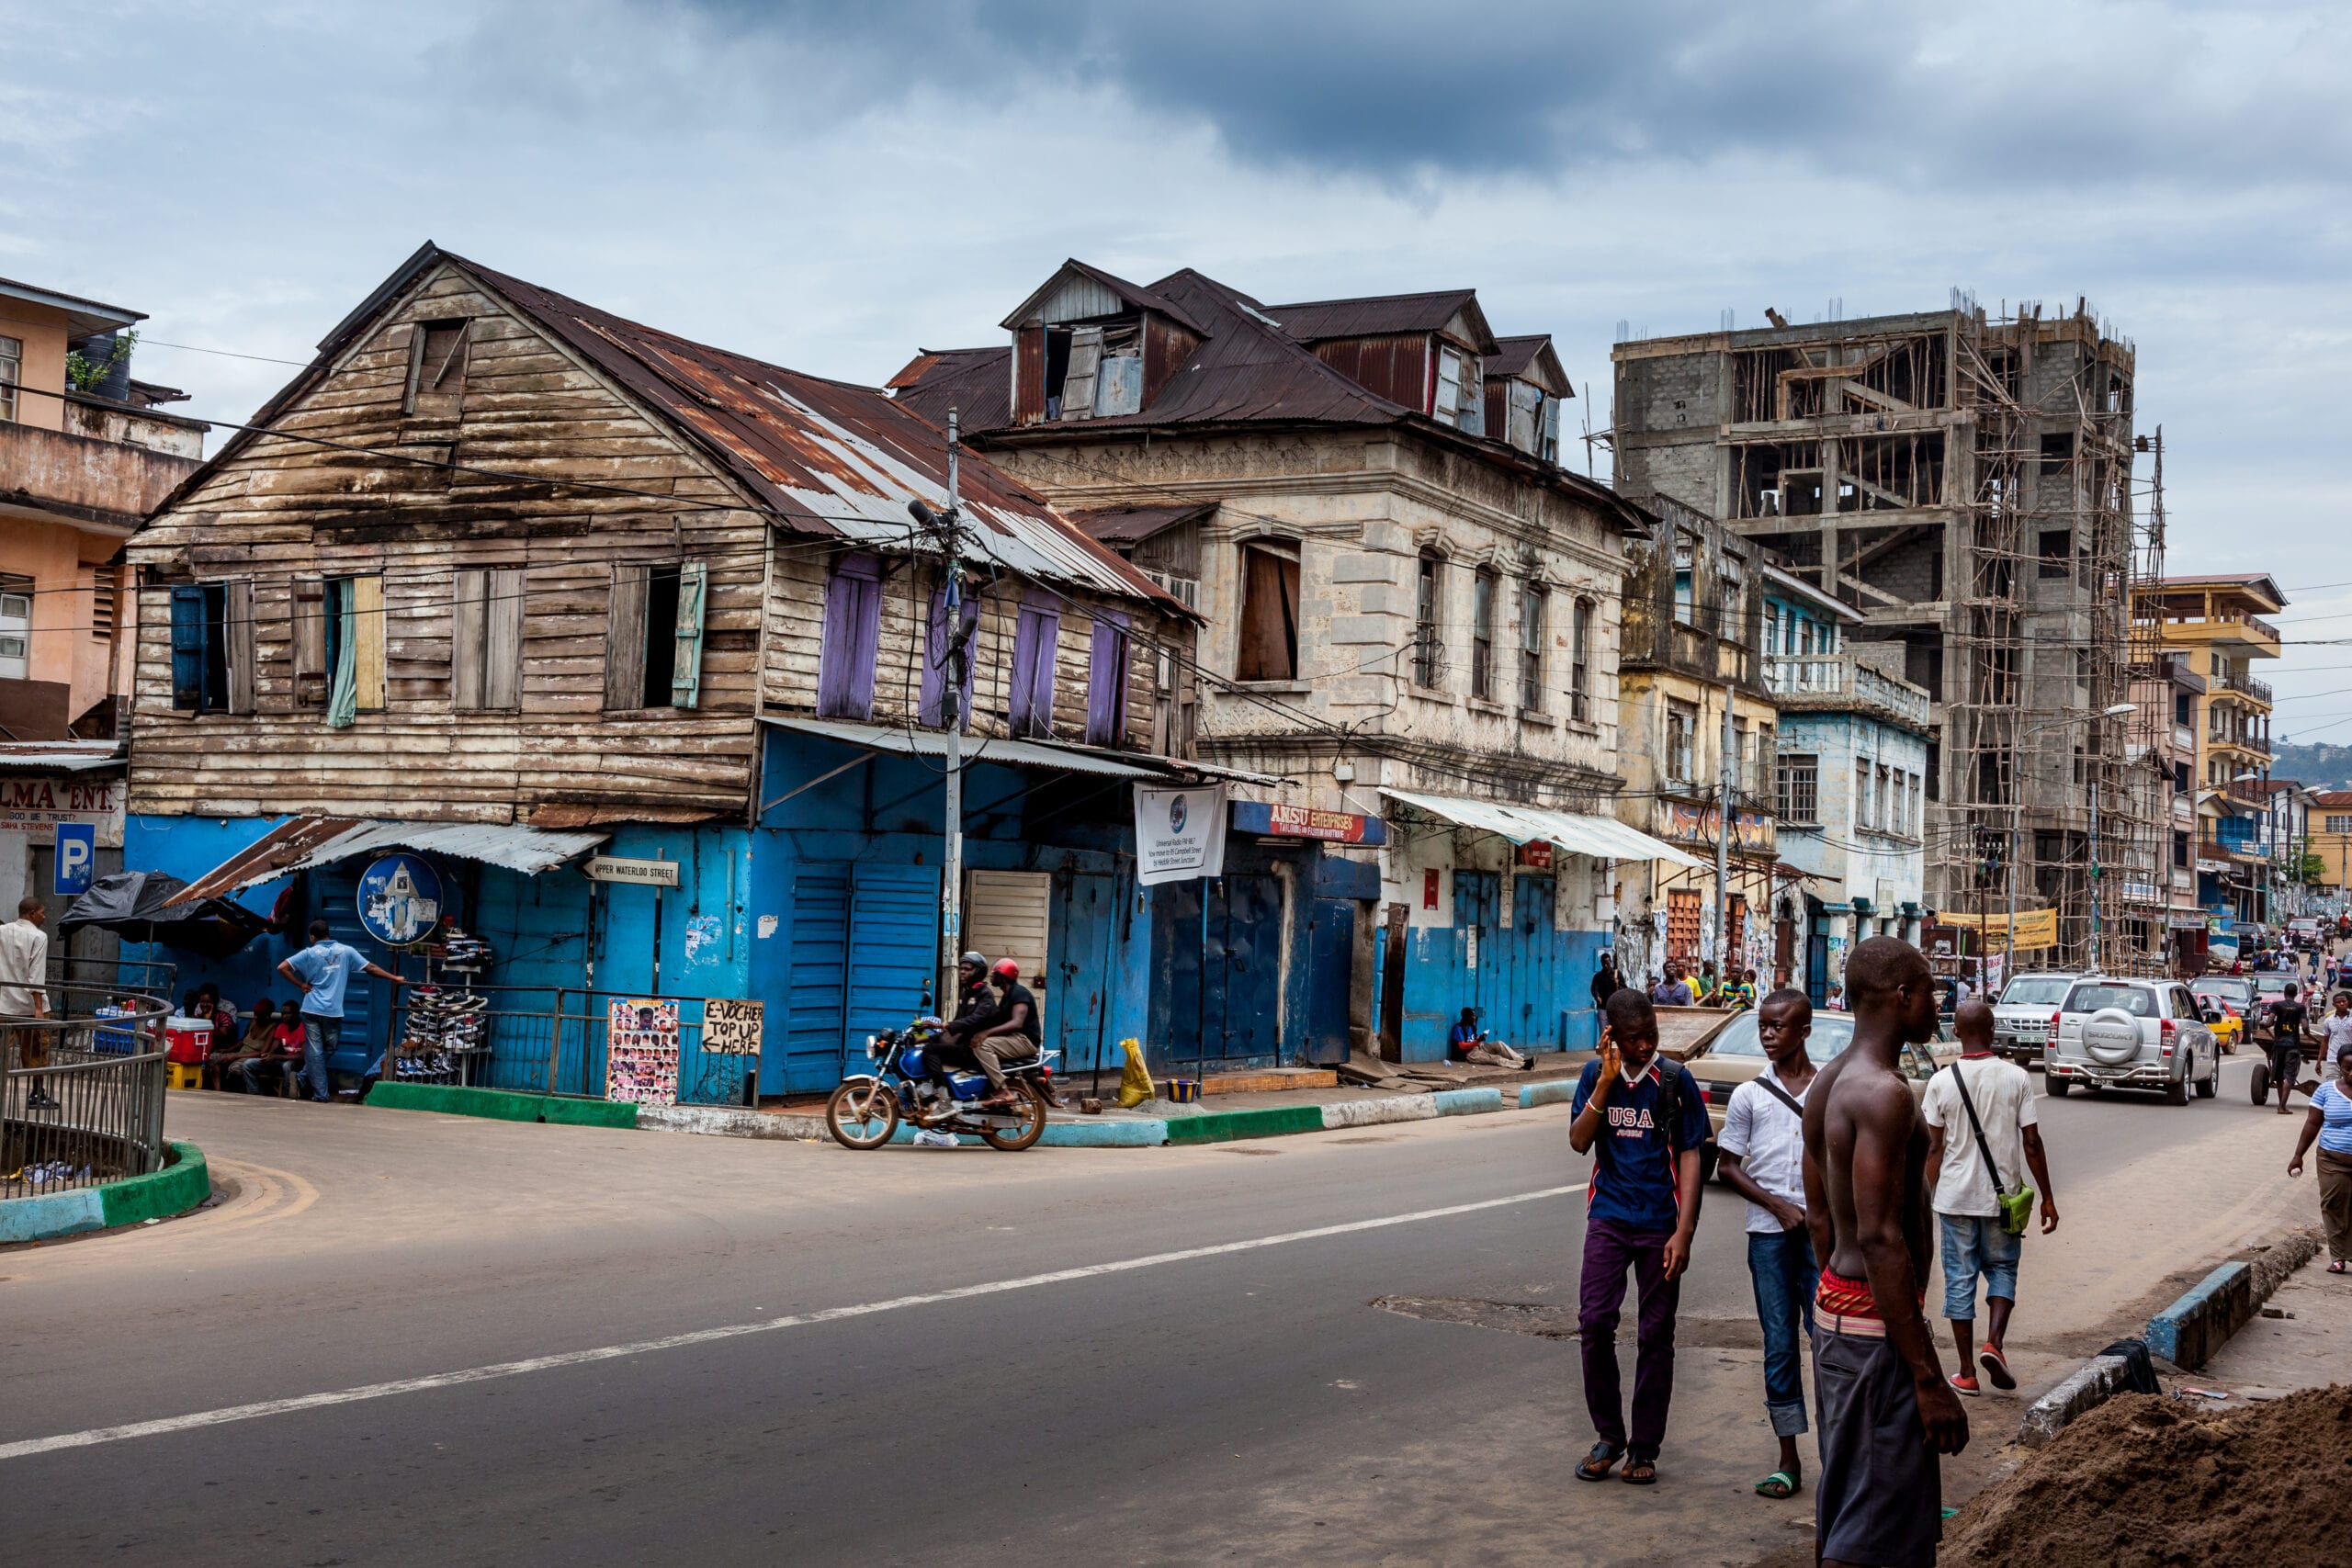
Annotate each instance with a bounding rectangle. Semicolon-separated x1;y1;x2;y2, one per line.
1372;870;1609;1063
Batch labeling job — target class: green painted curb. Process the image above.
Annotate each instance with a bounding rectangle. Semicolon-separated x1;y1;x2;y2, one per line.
96;1141;210;1229
365;1080;639;1129
1162;1104;1327;1145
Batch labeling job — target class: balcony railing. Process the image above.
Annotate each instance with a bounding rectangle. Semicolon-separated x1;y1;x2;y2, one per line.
1764;654;1931;727
2214;668;2273;705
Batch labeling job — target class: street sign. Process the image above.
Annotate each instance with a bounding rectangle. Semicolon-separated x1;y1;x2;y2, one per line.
52;820;95;896
703;998;763;1055
356;852;443;944
587;855;682;887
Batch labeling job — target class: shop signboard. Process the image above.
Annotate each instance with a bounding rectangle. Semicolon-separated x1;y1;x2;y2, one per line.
1653;801;1773;853
1516;841;1555;870
1227;801;1384;844
588;855;681;887
1134;784;1227;886
0;775;124;847
703;998;763;1056
356;853;442;945
605;998;680;1105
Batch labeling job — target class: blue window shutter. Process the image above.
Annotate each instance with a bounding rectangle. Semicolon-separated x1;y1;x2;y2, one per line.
671;560;707;709
169;586;207;711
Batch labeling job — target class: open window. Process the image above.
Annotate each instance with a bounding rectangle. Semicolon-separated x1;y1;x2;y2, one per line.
288;575;378;722
452;568;526;711
2038;529;2071;579
1431;346;1484;434
167;581;256;715
1470;569;1497;700
1569;597;1592;721
605;561;707;712
1414;553;1443;687
403;320;470;419
1085;612;1131;748
0;577;30;681
1666;701;1696;786
1010;595;1061;739
1235;543;1299;682
1519;583;1545;711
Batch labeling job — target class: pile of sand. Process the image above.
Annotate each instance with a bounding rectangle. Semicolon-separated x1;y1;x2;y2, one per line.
1943;1385;2352;1567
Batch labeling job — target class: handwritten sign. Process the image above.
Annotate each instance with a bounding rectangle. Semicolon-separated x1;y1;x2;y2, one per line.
605;998;680;1105
703;998;763;1056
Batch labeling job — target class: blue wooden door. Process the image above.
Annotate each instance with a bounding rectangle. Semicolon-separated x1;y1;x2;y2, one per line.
1208;874;1284;1063
1306;897;1354;1065
1453;872;1502;1038
1049;870;1115;1078
783;866;851;1092
1511;874;1558;1052
844;865;941;1069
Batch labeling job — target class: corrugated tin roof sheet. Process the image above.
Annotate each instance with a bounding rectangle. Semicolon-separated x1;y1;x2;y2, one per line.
888;344;1012;431
162;818;610;905
445;255;1183;614
763;715;1164;779
0;740;126;774
1485;334;1571;395
1267;289;1496;351
1378;787;1708;870
998;259;1213;337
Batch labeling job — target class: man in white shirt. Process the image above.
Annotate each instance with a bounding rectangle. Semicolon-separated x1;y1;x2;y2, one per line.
1921;1000;2060;1397
2320;991;2352;1077
0;896;53;1109
1717;988;1820;1501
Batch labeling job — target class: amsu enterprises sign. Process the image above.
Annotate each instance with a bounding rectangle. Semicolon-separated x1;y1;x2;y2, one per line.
1133;784;1227;886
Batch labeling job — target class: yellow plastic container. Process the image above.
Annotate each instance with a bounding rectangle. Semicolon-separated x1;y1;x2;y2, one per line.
166;1062;205;1090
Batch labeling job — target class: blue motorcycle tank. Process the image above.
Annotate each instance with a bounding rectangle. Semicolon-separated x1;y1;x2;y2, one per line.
900;1045;928;1077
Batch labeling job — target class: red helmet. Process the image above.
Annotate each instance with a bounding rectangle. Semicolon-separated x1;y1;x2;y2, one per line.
991;958;1022;980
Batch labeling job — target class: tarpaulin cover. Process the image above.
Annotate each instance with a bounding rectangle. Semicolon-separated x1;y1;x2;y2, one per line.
60;870;271;957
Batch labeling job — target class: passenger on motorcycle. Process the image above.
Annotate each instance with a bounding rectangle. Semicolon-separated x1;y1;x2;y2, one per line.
967;957;1044;1108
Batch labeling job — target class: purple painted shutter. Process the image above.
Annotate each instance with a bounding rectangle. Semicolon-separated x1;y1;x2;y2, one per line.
819;553;883;720
1011;602;1060;739
922;583;978;730
1085;613;1130;747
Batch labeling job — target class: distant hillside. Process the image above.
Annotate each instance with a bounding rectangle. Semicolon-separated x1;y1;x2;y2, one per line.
2268;739;2352;792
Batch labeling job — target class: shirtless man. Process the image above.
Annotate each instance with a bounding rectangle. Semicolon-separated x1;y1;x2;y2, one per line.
1801;937;1968;1567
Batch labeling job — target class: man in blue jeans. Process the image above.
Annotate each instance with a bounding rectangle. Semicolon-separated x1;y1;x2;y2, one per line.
1717;988;1823;1501
277;919;407;1102
1569;988;1710;1485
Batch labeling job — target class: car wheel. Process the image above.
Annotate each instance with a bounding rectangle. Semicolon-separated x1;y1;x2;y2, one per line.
2197;1059;2218;1098
2048;1077;2073;1098
2166;1073;2189;1106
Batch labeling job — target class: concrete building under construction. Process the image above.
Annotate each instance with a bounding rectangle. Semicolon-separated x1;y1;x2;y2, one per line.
1610;299;2151;973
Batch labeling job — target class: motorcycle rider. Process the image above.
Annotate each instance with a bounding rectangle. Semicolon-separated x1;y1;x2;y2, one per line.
921;953;997;1106
949;951;993;1026
968;957;1044;1109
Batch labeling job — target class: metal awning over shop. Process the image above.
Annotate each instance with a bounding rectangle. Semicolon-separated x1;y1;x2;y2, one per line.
1377;787;1708;870
761;715;1282;785
162;817;611;906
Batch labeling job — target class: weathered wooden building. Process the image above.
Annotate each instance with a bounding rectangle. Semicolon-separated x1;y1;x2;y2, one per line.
124;244;1206;1097
895;262;1695;1063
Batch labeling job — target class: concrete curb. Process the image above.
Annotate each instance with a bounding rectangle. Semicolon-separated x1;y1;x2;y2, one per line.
2016;1225;2324;1446
1520;1079;1578;1109
637;1104;1173;1148
0;1141;211;1244
366;1082;642;1129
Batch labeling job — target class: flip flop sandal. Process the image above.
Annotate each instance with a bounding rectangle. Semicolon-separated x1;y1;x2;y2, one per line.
1754;1471;1800;1499
1979;1344;2017;1391
1622;1460;1658;1485
1575;1442;1623;1481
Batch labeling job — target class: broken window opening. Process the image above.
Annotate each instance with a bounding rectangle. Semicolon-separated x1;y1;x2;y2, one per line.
404;320;470;418
1520;583;1546;711
1235;544;1300;682
1569;597;1592;722
2038;529;2072;580
1470;568;1497;700
2040;431;2075;475
1414;553;1443;687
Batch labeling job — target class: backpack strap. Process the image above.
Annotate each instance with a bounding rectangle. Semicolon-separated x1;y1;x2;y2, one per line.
1754;1076;1805;1120
1947;1061;2007;1191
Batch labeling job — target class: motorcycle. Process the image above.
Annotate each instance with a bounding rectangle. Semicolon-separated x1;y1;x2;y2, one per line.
824;1016;1057;1151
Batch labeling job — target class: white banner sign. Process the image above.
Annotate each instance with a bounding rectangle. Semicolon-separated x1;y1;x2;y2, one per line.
1134;784;1227;886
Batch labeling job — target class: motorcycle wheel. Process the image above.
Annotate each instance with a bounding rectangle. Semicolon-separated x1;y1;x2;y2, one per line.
978;1079;1049;1151
826;1078;901;1149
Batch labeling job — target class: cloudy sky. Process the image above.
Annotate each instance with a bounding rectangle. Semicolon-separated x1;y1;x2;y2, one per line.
11;1;2350;734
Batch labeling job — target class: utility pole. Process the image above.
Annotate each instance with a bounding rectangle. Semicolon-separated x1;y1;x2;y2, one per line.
936;412;967;1010
1715;679;1736;978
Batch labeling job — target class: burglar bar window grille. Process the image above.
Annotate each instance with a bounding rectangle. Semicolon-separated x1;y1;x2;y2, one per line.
1778;753;1817;824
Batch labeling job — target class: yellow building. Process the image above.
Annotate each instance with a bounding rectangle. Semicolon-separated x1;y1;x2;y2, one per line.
0;276;206;737
2311;792;2352;897
2132;573;2282;926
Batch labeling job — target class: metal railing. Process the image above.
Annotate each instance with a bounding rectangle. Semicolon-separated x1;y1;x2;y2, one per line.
382;985;754;1108
1765;653;1932;725
3;988;173;1201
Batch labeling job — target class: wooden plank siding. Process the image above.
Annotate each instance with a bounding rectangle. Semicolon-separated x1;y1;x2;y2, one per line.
126;265;769;822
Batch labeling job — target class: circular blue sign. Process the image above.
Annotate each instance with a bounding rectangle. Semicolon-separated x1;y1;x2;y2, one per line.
1168;794;1189;833
356;852;444;945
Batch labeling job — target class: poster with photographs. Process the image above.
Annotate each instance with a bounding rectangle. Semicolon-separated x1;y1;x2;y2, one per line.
605;998;681;1106
703;998;763;1056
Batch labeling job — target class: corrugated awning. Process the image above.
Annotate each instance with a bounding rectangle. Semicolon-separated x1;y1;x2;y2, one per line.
162;818;611;906
0;740;126;774
1378;786;1709;870
761;715;1282;785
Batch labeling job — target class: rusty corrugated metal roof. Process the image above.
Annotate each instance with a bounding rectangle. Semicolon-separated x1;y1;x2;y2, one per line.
887;344;1012;430
0;740;124;774
1485;334;1572;395
1266;288;1497;352
1072;502;1215;545
162;817;610;906
998;259;1213;337
449;255;1182;614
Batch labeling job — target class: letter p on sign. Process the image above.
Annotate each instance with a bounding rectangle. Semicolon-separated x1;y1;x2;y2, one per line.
54;821;95;897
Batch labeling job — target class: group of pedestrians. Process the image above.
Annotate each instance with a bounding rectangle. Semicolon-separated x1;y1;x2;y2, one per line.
1567;937;2060;1567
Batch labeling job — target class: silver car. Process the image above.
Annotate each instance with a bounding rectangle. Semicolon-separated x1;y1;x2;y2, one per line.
2045;978;2220;1104
1991;972;2081;1064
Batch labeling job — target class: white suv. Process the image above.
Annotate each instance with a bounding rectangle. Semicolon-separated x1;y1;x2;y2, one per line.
2045;978;2219;1105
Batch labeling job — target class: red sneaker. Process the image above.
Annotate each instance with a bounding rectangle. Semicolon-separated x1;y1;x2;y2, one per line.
1948;1372;1982;1397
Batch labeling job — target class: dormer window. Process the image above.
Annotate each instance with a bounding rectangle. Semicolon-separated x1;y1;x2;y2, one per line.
1432;345;1484;434
1046;320;1144;421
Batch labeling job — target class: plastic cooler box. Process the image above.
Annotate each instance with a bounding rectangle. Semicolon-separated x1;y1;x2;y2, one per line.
164;1016;213;1064
92;1005;140;1055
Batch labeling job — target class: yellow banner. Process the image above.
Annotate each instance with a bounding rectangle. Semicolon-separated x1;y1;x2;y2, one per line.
1939;908;2060;951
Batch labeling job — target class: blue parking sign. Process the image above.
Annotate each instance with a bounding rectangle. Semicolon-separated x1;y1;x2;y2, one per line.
54;821;96;897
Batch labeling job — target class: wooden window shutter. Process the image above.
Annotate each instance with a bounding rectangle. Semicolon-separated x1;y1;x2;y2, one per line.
451;569;487;710
485;567;524;710
670;560;706;709
351;574;386;711
605;563;650;709
225;579;256;715
291;576;328;706
168;585;205;711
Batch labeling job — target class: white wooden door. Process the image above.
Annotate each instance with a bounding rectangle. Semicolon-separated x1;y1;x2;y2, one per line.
965;869;1051;1025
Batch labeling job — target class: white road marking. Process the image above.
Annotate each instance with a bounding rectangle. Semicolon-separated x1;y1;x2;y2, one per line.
0;1181;1586;1462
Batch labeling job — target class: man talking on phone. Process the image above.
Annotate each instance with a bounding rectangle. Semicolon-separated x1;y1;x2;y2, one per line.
1569;987;1710;1486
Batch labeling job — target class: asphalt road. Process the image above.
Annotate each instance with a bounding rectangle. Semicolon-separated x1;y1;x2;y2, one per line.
1;1049;2311;1567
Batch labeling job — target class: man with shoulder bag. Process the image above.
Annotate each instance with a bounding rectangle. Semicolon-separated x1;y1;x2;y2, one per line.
1921;999;2060;1396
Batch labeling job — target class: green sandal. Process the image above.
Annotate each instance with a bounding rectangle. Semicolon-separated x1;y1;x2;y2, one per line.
1576;1442;1623;1481
1755;1471;1800;1499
